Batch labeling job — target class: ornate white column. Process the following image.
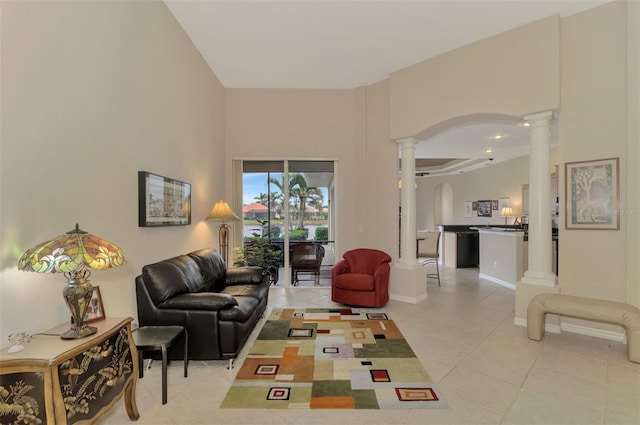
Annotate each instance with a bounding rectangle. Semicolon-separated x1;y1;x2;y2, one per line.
514;111;559;327
389;137;427;304
398;137;419;265
522;111;557;286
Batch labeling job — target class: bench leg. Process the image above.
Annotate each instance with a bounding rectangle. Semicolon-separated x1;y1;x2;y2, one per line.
527;309;546;341
628;328;640;363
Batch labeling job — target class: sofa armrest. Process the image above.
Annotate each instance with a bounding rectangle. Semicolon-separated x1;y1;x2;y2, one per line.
225;266;267;286
158;292;238;311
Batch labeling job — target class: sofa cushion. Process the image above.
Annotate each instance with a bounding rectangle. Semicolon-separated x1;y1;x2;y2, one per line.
225;267;265;286
218;296;259;322
142;261;190;305
165;255;209;292
188;248;226;292
158;292;238;310
221;283;268;301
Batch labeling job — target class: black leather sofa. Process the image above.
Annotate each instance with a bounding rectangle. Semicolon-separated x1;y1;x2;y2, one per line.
135;248;269;366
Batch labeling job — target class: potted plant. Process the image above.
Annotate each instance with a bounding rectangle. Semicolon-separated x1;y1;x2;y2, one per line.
234;224;282;285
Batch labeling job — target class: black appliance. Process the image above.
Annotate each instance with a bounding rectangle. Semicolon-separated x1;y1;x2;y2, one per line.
456;231;479;268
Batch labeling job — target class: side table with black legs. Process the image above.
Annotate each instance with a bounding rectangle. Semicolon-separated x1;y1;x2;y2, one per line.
132;325;188;405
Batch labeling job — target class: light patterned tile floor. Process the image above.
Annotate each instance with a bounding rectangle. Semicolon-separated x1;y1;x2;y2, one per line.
99;267;640;425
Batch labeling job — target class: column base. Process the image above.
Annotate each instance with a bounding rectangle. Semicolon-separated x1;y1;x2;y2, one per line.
514;278;560;327
389;263;428;304
521;270;557;286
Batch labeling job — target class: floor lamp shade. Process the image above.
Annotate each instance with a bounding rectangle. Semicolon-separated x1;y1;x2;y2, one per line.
206;200;239;264
18;223;126;339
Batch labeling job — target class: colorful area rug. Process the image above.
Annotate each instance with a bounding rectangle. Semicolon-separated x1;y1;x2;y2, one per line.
220;308;447;409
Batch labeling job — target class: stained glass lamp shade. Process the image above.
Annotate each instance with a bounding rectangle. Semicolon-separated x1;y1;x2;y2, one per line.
18;224;126;339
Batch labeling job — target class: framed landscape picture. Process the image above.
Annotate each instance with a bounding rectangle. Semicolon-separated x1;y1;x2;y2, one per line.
138;171;191;227
565;157;619;230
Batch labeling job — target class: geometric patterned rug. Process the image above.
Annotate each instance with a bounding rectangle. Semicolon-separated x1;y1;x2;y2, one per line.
220;308;447;409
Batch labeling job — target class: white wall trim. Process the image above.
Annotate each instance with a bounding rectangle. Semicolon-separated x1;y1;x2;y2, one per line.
479;273;516;290
389;293;429;304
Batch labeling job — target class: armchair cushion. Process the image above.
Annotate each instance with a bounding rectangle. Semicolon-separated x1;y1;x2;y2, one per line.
334;273;374;291
343;249;392;274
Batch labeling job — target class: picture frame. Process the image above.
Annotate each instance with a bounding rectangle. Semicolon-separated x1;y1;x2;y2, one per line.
565;157;619;230
84;286;105;323
472;202;478;211
477;200;492;217
138;171;191;227
464;201;472;218
492;200;498;210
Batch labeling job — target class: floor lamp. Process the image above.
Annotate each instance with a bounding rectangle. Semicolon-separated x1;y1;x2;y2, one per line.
206;200;239;264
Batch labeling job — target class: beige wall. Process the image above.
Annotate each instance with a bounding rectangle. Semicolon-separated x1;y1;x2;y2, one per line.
394;1;637;311
558;1;629;301
389;15;560;140
224;83;397;258
0;1;226;340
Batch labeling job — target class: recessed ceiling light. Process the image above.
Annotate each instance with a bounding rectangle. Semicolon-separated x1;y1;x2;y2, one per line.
486;149;493;153
493;134;503;139
523;122;530;127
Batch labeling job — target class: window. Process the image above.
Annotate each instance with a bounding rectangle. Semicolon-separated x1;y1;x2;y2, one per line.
238;160;335;286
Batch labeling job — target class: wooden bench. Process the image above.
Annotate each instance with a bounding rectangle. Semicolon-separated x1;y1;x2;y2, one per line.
527;293;640;363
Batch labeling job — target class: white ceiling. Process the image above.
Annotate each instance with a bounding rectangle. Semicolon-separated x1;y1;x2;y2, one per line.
164;0;609;175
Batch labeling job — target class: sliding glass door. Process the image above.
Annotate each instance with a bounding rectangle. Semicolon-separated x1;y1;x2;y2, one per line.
239;160;335;287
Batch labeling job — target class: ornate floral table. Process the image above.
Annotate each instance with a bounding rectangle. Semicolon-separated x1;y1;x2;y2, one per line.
0;317;139;424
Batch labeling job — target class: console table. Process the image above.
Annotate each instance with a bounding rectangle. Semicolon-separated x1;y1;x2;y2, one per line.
0;317;139;424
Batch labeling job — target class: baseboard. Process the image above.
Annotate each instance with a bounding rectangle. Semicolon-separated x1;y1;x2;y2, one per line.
513;317;626;343
389;292;429;304
560;322;626;343
479;273;516;290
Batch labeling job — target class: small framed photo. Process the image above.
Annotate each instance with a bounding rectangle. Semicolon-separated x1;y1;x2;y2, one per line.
472;202;478;211
464;201;472;218
138;171;191;227
477;200;492;217
84;286;105;323
492;200;498;210
565;157;619;230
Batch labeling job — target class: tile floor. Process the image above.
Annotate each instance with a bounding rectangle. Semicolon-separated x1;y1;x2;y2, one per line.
99;266;640;425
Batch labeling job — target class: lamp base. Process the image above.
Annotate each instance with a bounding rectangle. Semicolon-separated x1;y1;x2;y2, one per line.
60;324;98;340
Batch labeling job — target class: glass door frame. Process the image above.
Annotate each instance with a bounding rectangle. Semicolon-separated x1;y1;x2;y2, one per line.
233;159;335;287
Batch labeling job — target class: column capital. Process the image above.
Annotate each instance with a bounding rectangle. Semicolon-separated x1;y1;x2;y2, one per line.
395;137;417;146
523;111;554;126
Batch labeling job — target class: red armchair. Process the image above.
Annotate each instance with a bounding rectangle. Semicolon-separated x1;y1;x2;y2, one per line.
331;248;392;307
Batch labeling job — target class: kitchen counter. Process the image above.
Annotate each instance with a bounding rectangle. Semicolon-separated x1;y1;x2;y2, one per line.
477;228;525;287
438;225;480;268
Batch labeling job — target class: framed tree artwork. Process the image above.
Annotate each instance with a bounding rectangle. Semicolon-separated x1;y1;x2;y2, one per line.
565;157;619;230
